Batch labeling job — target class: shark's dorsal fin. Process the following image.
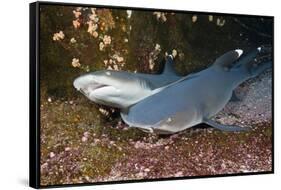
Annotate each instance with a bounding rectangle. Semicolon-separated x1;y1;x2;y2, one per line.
162;55;179;76
214;49;243;69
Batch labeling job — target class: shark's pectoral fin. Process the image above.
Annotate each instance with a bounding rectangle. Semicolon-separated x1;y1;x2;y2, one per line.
230;91;241;102
203;118;250;132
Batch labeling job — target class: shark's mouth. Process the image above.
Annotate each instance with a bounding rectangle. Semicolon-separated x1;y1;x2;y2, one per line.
78;82;108;96
91;83;110;91
80;81;120;98
79;88;89;97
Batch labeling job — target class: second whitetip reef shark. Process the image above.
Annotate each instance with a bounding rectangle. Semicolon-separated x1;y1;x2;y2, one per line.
73;46;272;134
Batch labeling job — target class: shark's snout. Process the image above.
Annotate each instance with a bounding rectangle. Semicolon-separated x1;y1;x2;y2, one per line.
73;76;94;99
73;74;114;97
73;76;83;91
72;70;160;108
73;75;96;91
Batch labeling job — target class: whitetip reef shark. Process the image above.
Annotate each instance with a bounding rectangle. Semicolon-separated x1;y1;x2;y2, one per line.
74;46;272;134
73;55;181;109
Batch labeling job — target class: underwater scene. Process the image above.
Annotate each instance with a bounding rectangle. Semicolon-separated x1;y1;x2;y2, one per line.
39;4;273;186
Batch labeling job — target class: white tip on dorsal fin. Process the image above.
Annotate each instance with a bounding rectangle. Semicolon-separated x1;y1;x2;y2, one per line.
235;49;243;57
214;50;244;68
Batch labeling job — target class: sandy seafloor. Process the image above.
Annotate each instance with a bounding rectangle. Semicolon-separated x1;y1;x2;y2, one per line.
215;70;272;127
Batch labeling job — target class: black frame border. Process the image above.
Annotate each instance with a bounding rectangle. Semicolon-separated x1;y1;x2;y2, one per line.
29;1;274;189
